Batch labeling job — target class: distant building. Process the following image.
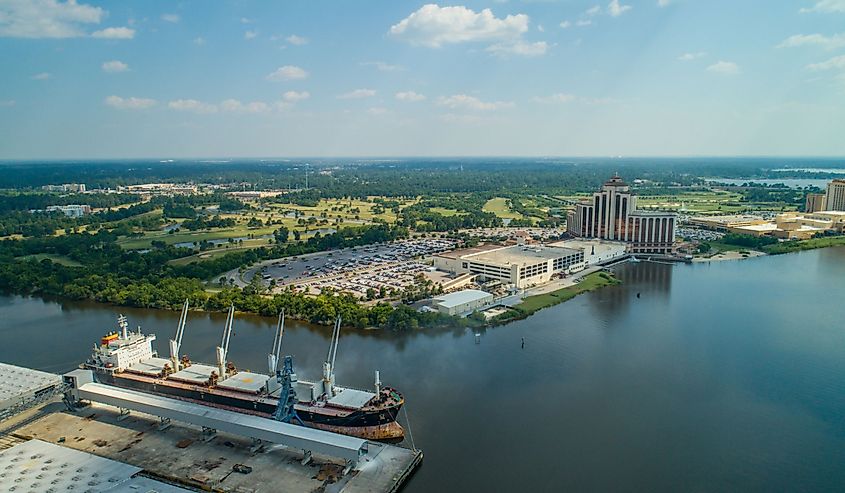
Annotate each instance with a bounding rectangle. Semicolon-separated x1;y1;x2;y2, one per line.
42;183;86;193
688;214;768;232
46;204;91;217
805;193;827;213
826;179;845;211
226;190;286;202
118;183;198;196
432;289;494;316
434;244;585;288
567;174;677;254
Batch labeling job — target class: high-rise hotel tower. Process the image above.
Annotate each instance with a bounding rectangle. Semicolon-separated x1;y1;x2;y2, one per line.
567;174;677;254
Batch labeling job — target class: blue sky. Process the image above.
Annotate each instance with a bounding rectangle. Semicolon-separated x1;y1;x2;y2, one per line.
1;0;844;158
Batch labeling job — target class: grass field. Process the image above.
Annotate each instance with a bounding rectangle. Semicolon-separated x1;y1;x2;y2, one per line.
166;240;272;266
483;197;525;221
430;207;465;217
516;272;620;314
15;253;83;267
117;225;279;249
763;236;845;255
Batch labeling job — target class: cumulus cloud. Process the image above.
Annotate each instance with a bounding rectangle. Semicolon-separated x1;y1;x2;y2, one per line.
282;91;310;102
220;99;270;114
286;34;307;45
0;0;103;38
338;89;377;99
532;93;576;104
105;95;156;109
800;1;845;13
807;55;845;70
585;5;602;16
778;33;845;50
360;61;405;72
161;13;180;23
576;19;593;27
91;27;135;39
168;99;217;114
266;65;308;81
707;60;740;75
678;52;706;61
560;20;571;29
31;72;51;80
244;30;258;40
389;4;528;48
389;4;545;57
437;94;513;110
607;0;632;17
486;40;548;57
395;91;426;102
102;60;128;73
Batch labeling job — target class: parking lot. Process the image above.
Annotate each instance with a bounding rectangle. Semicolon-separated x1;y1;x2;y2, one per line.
243;238;459;298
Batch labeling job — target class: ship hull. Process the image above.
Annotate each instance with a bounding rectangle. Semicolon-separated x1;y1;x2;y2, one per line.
93;371;404;440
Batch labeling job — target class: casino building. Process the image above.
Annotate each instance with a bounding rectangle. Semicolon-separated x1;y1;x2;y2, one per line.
567;174;677;254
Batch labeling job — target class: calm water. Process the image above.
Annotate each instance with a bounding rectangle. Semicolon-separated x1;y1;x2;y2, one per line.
2;248;845;492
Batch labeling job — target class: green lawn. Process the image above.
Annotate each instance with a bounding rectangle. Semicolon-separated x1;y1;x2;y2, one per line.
516;272;620;314
430;207;465;217
483;197;524;220
117;225;279;249
763;236;845;255
15;253;83;267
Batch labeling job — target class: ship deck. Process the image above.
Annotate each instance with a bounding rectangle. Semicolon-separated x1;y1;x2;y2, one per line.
126;357;171;376
216;371;270;393
169;363;218;384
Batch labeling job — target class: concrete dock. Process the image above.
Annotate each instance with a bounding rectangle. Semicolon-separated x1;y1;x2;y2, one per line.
1;401;422;493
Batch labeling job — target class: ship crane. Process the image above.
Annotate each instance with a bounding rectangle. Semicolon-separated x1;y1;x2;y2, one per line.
322;317;342;399
268;310;285;376
216;305;235;381
169;299;189;371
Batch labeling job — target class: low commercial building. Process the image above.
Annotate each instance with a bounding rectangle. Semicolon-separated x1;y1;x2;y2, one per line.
434;244;585;288
687;214;768;232
42;183;86;193
432;289;494;316
549;239;627;265
46;204;91;217
118;183;198;196
702;211;845;240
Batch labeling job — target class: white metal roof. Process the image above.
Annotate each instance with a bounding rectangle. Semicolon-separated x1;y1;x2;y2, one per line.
126;357;171;376
76;382;367;463
217;371;270;393
0;439;191;492
169;363;218;384
0;362;62;411
433;289;493;308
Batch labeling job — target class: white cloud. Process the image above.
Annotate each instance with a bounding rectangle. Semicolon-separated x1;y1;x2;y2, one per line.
360;61;404;72
389;4;527;48
778;33;845;50
91;27;135;39
161;13;180;23
560;20;571;29
282;91;310;102
31;72;51;80
338;89;377;99
437;94;514;110
220;99;270;114
585;5;601;16
286;34;307;45
266;65;308;81
0;100;16;107
807;55;845;70
576;19;593;27
395;91;426;102
706;60;740;75
607;0;632;17
800;1;845;13
105;95;156;110
657;0;673;6
0;0;103;38
487;40;548;57
244;30;258;40
240;17;252;24
532;93;576;104
366;107;388;116
678;52;706;61
168;99;217;114
193;37;205;46
101;60;128;73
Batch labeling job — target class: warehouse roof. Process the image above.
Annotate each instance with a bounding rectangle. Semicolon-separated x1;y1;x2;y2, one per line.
433;289;493;308
467;245;582;266
0;362;62;411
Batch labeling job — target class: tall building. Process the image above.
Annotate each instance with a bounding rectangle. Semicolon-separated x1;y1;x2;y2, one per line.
826;179;845;211
567;174;677;254
805;193;826;213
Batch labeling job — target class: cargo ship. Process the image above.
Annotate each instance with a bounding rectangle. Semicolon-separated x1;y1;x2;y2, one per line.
83;304;404;441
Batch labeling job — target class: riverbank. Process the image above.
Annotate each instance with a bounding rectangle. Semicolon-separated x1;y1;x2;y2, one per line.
762;236;845;255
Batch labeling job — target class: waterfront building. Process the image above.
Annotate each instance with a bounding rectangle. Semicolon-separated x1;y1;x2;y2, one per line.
567;174;677;254
45;204;91;217
433;244;586;288
432;289;495;316
826;179;845;211
805;193;826;213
